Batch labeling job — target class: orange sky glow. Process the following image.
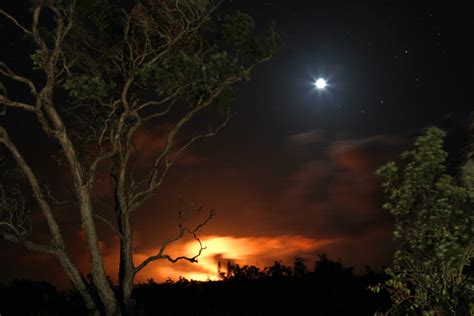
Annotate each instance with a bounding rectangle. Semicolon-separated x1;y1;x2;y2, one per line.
127;235;336;282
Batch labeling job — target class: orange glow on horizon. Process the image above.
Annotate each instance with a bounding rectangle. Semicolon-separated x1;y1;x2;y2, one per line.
132;235;336;282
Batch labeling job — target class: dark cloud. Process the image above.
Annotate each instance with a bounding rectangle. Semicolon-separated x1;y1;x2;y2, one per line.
287;129;324;146
262;132;403;265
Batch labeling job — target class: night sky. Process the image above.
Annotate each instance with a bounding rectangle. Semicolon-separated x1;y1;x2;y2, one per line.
0;1;473;286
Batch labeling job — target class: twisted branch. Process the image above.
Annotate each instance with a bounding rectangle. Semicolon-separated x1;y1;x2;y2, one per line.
134;202;215;274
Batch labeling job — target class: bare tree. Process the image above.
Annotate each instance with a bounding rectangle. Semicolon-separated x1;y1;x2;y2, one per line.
0;0;275;315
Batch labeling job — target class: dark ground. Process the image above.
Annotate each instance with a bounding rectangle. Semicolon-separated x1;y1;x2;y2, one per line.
0;255;391;316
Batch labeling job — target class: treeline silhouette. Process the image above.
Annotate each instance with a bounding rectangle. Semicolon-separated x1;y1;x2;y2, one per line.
0;254;391;315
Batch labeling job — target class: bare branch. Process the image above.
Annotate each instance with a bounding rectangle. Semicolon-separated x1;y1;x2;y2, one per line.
0;9;34;37
139;1;221;68
137;87;184;112
121;76;134;111
88;149;115;188
141;99;178;122
0;95;35;112
98;100;121;145
2;230;56;254
174;107;230;159
0;62;38;96
30;4;48;51
134;203;215;274
130;79;236;209
43;184;69;205
0;181;31;238
0;160;54;254
0;221;21;236
94;214;123;240
0;126;65;250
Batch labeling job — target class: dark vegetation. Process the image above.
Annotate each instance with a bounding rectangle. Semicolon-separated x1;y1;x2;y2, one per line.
373;126;474;315
0;255;390;316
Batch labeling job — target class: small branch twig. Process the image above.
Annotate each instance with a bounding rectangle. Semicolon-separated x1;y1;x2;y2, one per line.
94;214;124;240
174;107;231;159
43;184;69;205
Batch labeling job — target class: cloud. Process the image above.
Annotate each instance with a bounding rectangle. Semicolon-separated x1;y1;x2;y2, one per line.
287;130;324;145
132;127;169;162
329;135;403;174
274;133;402;255
132;125;205;166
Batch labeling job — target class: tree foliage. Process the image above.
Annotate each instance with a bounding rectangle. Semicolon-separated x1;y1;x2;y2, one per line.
373;127;474;315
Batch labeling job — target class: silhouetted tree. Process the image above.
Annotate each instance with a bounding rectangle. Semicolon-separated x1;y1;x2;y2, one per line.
226;263;263;280
292;255;307;278
264;261;292;279
314;253;348;277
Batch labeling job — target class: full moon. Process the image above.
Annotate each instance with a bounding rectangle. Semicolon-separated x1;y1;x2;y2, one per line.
315;78;327;89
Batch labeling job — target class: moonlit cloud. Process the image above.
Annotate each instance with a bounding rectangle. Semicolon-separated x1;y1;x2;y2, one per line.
287;129;324;145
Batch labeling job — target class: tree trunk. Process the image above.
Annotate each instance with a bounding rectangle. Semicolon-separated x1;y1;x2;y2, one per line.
79;195;121;316
51;126;121;315
118;213;136;316
111;155;136;315
56;253;100;316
